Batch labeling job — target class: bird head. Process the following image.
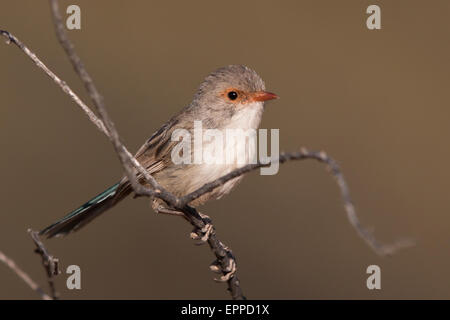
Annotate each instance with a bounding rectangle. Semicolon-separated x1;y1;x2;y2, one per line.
190;65;278;127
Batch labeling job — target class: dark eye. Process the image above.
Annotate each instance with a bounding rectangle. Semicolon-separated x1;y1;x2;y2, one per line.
227;91;238;100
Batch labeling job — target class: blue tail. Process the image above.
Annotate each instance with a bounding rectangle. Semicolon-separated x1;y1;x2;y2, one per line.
40;183;120;238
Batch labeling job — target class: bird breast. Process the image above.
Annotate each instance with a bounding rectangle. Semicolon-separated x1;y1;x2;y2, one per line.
187;102;264;203
156;102;264;206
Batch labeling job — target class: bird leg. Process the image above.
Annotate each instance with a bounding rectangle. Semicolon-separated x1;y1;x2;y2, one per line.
152;199;234;279
152;200;213;243
154;205;187;218
151;198;186;216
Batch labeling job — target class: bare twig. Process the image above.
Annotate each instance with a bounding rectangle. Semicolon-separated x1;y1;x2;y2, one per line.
181;149;414;256
0;30;107;135
49;0;171;200
0;249;51;300
28;229;60;300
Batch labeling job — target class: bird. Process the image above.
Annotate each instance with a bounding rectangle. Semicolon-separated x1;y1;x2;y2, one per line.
40;65;278;238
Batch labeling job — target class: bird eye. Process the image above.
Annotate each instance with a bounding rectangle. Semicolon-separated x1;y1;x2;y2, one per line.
227;91;238;100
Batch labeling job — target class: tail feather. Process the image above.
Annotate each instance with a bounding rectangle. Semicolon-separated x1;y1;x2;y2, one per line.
40;183;123;238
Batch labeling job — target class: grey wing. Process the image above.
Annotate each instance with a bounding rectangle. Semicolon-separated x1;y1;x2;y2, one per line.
113;118;180;199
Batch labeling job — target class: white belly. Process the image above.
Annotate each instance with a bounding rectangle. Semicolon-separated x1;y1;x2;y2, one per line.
188;102;263;199
156;102;264;205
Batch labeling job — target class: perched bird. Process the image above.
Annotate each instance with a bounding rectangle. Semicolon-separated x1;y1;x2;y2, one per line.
40;65;278;238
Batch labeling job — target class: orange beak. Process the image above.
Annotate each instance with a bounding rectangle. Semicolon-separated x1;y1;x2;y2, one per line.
251;91;279;102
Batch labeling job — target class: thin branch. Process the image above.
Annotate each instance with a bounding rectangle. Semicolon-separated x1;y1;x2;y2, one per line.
0;30;172;205
0;27;188;237
28;229;60;299
0;249;51;300
0;30;107;135
49;0;169;199
181;149;414;256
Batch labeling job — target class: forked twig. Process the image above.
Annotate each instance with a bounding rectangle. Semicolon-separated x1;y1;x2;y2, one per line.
0;229;60;300
29;229;60;299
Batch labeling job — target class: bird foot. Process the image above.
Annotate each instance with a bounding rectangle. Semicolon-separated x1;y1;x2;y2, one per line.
189;212;213;244
190;222;213;244
209;258;237;282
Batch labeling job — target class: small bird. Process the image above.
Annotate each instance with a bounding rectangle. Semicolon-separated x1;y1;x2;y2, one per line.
40;65;278;238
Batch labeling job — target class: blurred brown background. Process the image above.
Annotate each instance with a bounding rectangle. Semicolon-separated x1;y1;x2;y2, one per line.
1;0;449;299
